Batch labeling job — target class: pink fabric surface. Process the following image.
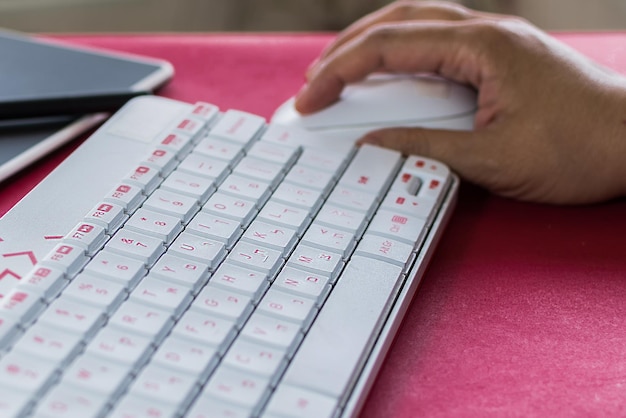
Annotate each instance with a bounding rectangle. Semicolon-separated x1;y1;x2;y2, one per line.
1;32;625;417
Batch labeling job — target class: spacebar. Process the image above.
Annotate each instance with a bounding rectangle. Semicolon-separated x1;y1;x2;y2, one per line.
281;255;404;399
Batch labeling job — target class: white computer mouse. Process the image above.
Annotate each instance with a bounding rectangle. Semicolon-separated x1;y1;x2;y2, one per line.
271;73;477;142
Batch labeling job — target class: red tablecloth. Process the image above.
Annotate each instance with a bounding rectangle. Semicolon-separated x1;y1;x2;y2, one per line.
1;33;625;417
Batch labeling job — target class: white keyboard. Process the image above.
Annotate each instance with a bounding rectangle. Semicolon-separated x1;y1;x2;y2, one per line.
0;96;458;418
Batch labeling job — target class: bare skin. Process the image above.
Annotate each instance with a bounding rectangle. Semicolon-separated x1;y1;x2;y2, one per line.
295;1;626;204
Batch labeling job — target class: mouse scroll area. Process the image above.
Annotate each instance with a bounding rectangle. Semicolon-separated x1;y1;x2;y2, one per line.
271;74;477;141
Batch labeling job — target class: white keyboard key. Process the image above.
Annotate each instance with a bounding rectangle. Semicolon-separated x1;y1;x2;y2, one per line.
62;354;130;397
219;174;271;206
271;182;322;211
173;115;205;139
227;242;283;276
64;273;126;312
143;147;178;176
240;312;302;352
258;200;310;233
39;296;104;337
190;101;220;123
405;155;450;182
171;310;236;353
106;228;165;266
41;243;88;277
144;188;199;223
129;276;192;317
301;222;356;258
222;339;287;380
273;267;331;303
282;256;403;398
203;366;270;409
85;250;146;289
187;395;252;418
0;387;30;418
84;202;126;234
210;263;269;300
260;123;302;148
283;163;335;192
0;350;58;394
355;234;415;269
13;322;82;365
169;232;226;269
85;325;153;366
125;208;183;243
192;284;253;324
265;384;338;418
247;140;299;166
16;266;66;301
287;245;344;279
368;209;427;245
242;220;298;254
327;185;378;215
156;132;194;155
380;190;437;224
103;182;145;213
34;384;108;418
108;394;178;418
129;362;198;407
203;191;257;226
0;288;44;323
152;335;218;379
298;147;351;174
314;204;367;236
390;170;421;195
338;144;401;196
151;254;210;292
187;212;242;248
209;109;265;145
257;289;317;328
160;169;215;202
63;222;107;256
178;152;230;182
195;136;244;164
233;156;284;186
124;163;161;194
108;300;173;342
418;175;449;202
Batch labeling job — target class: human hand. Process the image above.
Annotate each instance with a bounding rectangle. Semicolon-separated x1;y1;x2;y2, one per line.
295;1;626;204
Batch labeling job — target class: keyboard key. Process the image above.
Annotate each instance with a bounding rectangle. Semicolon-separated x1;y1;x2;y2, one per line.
151;254;210;292
298;146;352;174
106;228;165;266
219;174;272;207
190;101;220;122
15;266;66;301
129;276;192;317
63;222;108;256
240;312;302;352
61;353;131;397
326;185;378;215
272;267;331;303
283;163;335;192
178;152;230;182
257;288;317;328
192;284;253;324
84;202;126;234
0;314;19;348
210;263;269;300
187;395;252;418
39;296;104;338
40;243;88;277
108;300;173;342
367;209;427;245
128;362;198;407
125;208;183;244
152;335;218;379
272;182;323;211
355;234;415;269
13;322;82;365
160;169;215;202
287;245;344;279
169;232;226;269
85;325;153;366
233;156;284;186
103;182;145;213
314;204;367;236
209;109;265;145
156;132;194;155
222;339;287;380
227;241;283;276
301;222;356;258
258;200;311;234
85;250;146;289
34;383;108;418
108;393;178;418
186;212;243;248
143;147;178;176
124;163;162;194
0;288;44;324
380;190;438;224
338;144;401;196
144;188;199;223
247;140;299;166
203;366;270;409
0;350;58;394
195;136;244;164
63;273;126;312
203;192;257;226
171;309;236;353
242;220;298;254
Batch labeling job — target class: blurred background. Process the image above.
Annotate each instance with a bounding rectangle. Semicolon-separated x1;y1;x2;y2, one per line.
0;0;625;32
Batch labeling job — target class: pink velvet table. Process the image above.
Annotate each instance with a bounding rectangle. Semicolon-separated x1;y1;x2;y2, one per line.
1;33;625;417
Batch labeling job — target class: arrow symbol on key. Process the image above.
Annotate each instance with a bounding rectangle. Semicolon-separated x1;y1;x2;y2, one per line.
2;251;37;265
0;269;20;281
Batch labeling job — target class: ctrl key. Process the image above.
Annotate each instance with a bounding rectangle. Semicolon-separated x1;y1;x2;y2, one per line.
0;350;58;395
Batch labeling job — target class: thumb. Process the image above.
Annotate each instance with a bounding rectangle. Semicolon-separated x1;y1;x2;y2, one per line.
357;126;493;185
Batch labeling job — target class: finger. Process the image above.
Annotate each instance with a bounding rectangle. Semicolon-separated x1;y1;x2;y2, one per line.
357;126;497;188
296;21;488;114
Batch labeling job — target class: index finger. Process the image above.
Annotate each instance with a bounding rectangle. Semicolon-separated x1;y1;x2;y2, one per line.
296;21;488;114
